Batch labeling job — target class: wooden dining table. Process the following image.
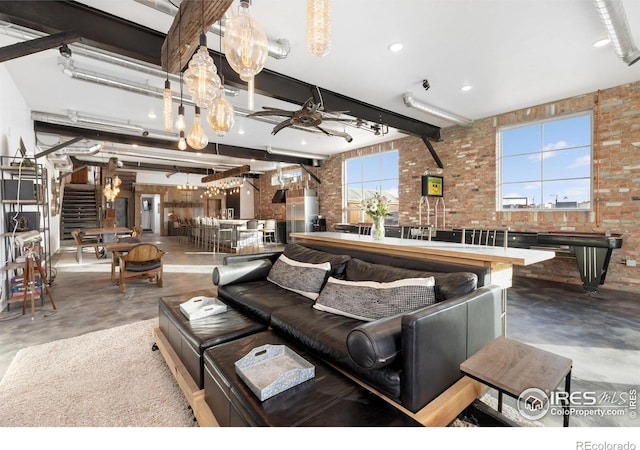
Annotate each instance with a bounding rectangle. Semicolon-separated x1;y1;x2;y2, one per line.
84;227;133;243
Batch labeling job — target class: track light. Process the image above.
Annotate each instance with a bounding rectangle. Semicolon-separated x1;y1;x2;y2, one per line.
59;44;72;58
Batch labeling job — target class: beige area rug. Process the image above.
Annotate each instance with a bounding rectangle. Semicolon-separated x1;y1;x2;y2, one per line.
0;319;195;427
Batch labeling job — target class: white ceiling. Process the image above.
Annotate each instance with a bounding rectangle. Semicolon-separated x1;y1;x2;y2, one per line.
1;0;640;175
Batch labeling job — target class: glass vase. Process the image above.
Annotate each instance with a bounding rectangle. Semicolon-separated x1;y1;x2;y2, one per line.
371;217;385;240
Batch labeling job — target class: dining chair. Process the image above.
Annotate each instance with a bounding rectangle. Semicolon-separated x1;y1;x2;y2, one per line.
117;243;166;293
71;229;103;263
263;219;277;245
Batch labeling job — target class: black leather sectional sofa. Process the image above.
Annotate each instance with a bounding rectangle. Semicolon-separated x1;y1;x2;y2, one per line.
213;242;502;414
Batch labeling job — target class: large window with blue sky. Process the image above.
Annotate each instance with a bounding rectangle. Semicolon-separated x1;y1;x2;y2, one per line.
497;112;592;210
344;150;399;224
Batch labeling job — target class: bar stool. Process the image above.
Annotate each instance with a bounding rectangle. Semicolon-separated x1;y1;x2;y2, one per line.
213;218;233;253
237;220;262;253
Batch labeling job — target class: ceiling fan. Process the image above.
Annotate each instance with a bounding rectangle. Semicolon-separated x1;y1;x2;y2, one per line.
247;96;355;142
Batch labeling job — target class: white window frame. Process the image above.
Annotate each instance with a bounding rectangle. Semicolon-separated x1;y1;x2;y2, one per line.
496;112;593;211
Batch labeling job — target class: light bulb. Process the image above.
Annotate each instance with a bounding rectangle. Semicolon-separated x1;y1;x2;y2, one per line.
187;106;209;150
183;37;221;108
207;89;235;137
178;131;187;150
176;104;186;132
163;80;173;131
223;1;268;109
307;0;331;57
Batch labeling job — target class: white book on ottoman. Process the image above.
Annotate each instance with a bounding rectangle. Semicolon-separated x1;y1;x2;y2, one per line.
180;296;227;320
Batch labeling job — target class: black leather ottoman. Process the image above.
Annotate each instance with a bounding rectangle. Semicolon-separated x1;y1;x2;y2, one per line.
158;290;267;389
203;330;422;427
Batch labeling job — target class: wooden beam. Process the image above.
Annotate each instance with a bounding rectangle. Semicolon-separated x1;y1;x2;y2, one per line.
201;165;251;183
161;0;233;73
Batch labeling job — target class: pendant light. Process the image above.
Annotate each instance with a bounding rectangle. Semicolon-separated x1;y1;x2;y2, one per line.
208;20;235;137
175;7;186;150
223;0;268;110
183;0;221;109
187;105;209;150
162;35;173;131
307;0;331;57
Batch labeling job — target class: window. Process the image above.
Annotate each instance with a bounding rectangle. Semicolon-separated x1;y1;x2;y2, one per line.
497;113;592;210
344;150;399;225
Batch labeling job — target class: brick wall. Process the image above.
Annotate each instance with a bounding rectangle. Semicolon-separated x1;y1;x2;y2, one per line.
255;81;640;293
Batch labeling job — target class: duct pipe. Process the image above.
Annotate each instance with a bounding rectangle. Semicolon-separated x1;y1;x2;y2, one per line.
403;92;474;128
0;21;239;96
593;0;640;66
133;0;291;60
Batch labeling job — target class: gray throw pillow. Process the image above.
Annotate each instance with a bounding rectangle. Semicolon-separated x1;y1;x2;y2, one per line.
267;254;331;300
313;276;436;321
283;243;351;278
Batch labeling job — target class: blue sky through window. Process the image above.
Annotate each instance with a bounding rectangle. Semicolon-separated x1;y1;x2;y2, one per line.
500;113;592;209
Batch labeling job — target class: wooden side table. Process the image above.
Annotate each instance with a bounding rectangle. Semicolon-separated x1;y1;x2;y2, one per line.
460;336;573;427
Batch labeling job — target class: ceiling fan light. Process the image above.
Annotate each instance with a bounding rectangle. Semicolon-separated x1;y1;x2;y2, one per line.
307;0;331;57
223;0;268;109
183;38;221;108
207;89;235;137
187;106;209;150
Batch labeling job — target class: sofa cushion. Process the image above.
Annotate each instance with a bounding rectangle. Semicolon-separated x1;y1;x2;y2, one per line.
270;302;402;400
284;243;351;278
345;258;477;302
218;280;314;322
267;254;331;300
313;276;436;321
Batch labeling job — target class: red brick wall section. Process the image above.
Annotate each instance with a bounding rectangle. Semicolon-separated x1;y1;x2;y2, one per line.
254;81;640;293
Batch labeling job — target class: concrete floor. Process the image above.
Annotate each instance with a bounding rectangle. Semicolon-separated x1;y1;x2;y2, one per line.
1;233;638;427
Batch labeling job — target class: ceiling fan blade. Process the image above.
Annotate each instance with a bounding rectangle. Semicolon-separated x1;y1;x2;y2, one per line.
272;119;294;135
247;110;295;118
315;126;333;137
323;111;350;115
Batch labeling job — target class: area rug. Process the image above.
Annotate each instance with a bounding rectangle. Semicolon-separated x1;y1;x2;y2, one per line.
0;319;195;427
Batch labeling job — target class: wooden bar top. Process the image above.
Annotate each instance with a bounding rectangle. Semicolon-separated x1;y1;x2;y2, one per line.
290;232;555;267
460;337;572;397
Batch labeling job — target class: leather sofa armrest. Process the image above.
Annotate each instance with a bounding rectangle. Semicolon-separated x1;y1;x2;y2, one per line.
400;284;502;413
222;252;282;266
212;258;273;286
347;315;403;370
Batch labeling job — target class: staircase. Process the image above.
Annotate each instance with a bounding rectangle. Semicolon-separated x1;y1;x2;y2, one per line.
61;184;100;240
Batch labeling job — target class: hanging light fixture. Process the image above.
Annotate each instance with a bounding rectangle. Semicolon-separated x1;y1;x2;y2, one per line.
208;21;235;136
103;175;122;202
175;7;187;150
223;0;268;110
307;0;331;57
183;1;221;108
187;105;209;150
162;35;173;131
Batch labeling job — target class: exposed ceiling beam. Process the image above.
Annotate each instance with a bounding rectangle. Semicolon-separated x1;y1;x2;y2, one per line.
299;164;321;185
422;137;444;169
161;0;232;73
201;165;251;183
0;1;441;141
69;155;212;176
33;121;316;166
0;30;81;62
34;135;84;159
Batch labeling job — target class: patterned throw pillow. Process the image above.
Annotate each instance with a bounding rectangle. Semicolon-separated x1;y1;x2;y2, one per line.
313;276;436;321
267;254;331;300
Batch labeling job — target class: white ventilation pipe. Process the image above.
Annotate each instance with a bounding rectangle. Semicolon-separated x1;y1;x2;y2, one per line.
133;0;291;60
403;92;474;128
593;0;640;66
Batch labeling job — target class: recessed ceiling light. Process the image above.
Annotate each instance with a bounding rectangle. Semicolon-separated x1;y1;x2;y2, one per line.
238;129;245;135
388;42;403;52
147;111;157;119
131;143;138;148
593;38;611;48
460;85;473;92
301;140;307;145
